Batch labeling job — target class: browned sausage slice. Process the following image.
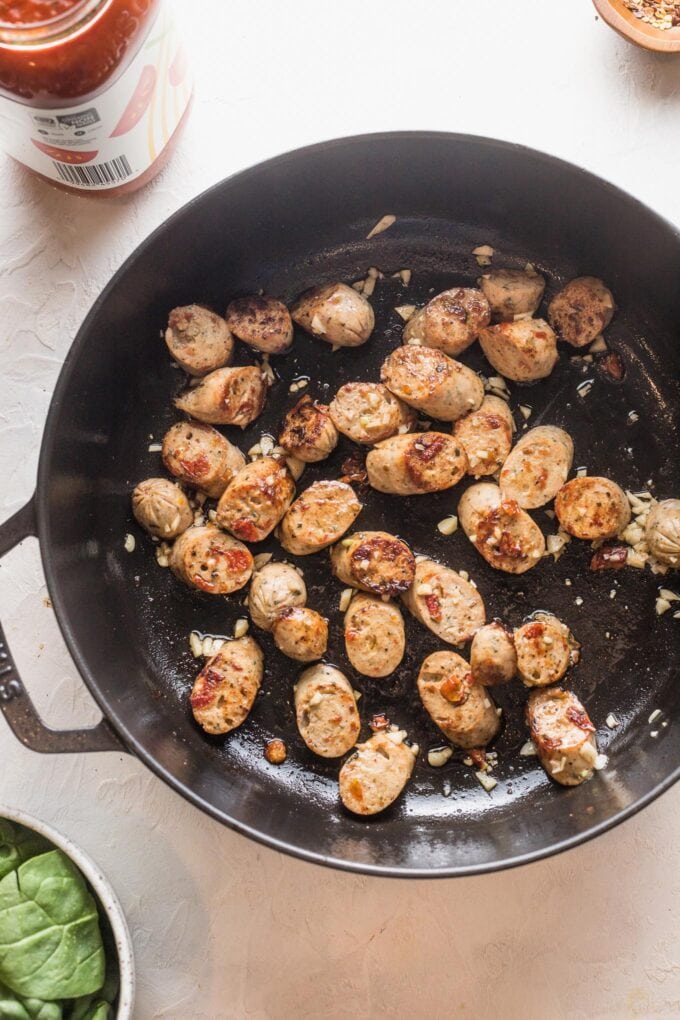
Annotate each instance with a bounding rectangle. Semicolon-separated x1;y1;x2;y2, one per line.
339;729;416;815
526;688;599;786
190;636;263;734
417;650;500;749
169;525;253;594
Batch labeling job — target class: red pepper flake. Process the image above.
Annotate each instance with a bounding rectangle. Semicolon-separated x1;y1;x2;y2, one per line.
370;713;390;731
340;453;368;487
600;351;625;382
468;747;487;769
590;545;628;571
424;594;442;621
566;706;595;732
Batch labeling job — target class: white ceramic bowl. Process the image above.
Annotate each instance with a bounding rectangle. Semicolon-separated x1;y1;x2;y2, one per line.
0;805;135;1018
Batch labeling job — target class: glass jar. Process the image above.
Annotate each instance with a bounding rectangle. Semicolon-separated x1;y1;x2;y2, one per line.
0;0;192;195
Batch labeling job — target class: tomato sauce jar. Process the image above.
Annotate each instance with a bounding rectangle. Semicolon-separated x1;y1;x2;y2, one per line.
0;0;192;194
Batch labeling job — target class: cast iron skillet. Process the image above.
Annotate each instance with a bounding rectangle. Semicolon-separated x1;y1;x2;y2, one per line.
1;133;679;877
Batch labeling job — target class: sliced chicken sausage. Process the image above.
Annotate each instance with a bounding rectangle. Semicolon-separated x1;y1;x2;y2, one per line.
343;594;405;677
470;623;517;686
215;457;295;542
162;420;245;498
547;276;615;348
554;476;631;540
292;282;374;347
226;294;293;354
458;482;546;573
453;395;514;477
169;525;253;594
331;530;416;596
131;478;193;539
645;498;680;568
278;395;339;463
329;382;415;445
278;480;362;556
417;651;500;749
478;268;546;322
190;636;263;735
381;345;484;422
248;562;307;631
499;425;574;509
514;613;573;687
478;319;558;382
366;432;468;496
402;287;490;356
402;559;485;646
174;365;267;427
339;729;416;815
526;688;599;786
294;663;361;757
272;606;328;662
165;304;234;376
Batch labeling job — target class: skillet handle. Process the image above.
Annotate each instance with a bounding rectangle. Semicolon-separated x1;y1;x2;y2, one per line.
0;498;127;754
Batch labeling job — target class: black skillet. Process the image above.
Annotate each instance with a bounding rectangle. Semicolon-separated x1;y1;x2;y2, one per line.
1;132;679;877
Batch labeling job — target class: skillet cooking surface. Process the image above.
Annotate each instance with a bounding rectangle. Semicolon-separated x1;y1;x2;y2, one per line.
39;134;680;875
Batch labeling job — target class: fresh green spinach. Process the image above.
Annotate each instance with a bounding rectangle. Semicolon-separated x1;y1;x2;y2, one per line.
0;978;63;1018
0;823;51;882
0;850;105;1000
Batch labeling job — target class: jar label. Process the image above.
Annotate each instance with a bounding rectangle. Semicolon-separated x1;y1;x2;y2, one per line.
0;3;192;190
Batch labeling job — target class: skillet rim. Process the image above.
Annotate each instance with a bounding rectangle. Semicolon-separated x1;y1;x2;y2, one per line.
34;130;680;877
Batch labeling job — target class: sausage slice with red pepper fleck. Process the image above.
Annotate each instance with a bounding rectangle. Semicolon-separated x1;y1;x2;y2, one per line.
402;559;485;646
366;431;468;495
478;319;558;382
381;345;484;422
499;425;574;509
294;664;360;757
162;420;245;498
526;687;599;786
272;606;328;662
554;476;630;540
169;525;253;594
215;456;295;542
339;729;417;815
175;365;267;427
278;479;362;556
343;593;405;677
330;530;416;596
458;482;546;574
417;650;500;749
190;636;263;735
165;304;234;376
453;395;514;477
514;613;573;688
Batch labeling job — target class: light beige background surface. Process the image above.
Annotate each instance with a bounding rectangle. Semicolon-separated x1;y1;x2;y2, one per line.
1;1;679;1016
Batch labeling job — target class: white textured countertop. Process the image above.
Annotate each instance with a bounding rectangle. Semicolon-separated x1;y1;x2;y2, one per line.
1;2;679;1017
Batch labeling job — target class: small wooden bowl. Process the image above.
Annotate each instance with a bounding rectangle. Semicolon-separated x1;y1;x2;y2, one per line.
593;0;680;51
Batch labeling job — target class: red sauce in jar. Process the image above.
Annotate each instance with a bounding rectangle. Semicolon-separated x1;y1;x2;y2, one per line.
0;0;191;194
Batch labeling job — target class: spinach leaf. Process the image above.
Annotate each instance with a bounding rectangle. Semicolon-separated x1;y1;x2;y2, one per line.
67;937;118;1020
0;823;51;882
0;850;104;1000
0;978;63;1019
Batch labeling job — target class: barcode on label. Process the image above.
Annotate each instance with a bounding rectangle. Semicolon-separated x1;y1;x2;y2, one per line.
52;154;132;187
